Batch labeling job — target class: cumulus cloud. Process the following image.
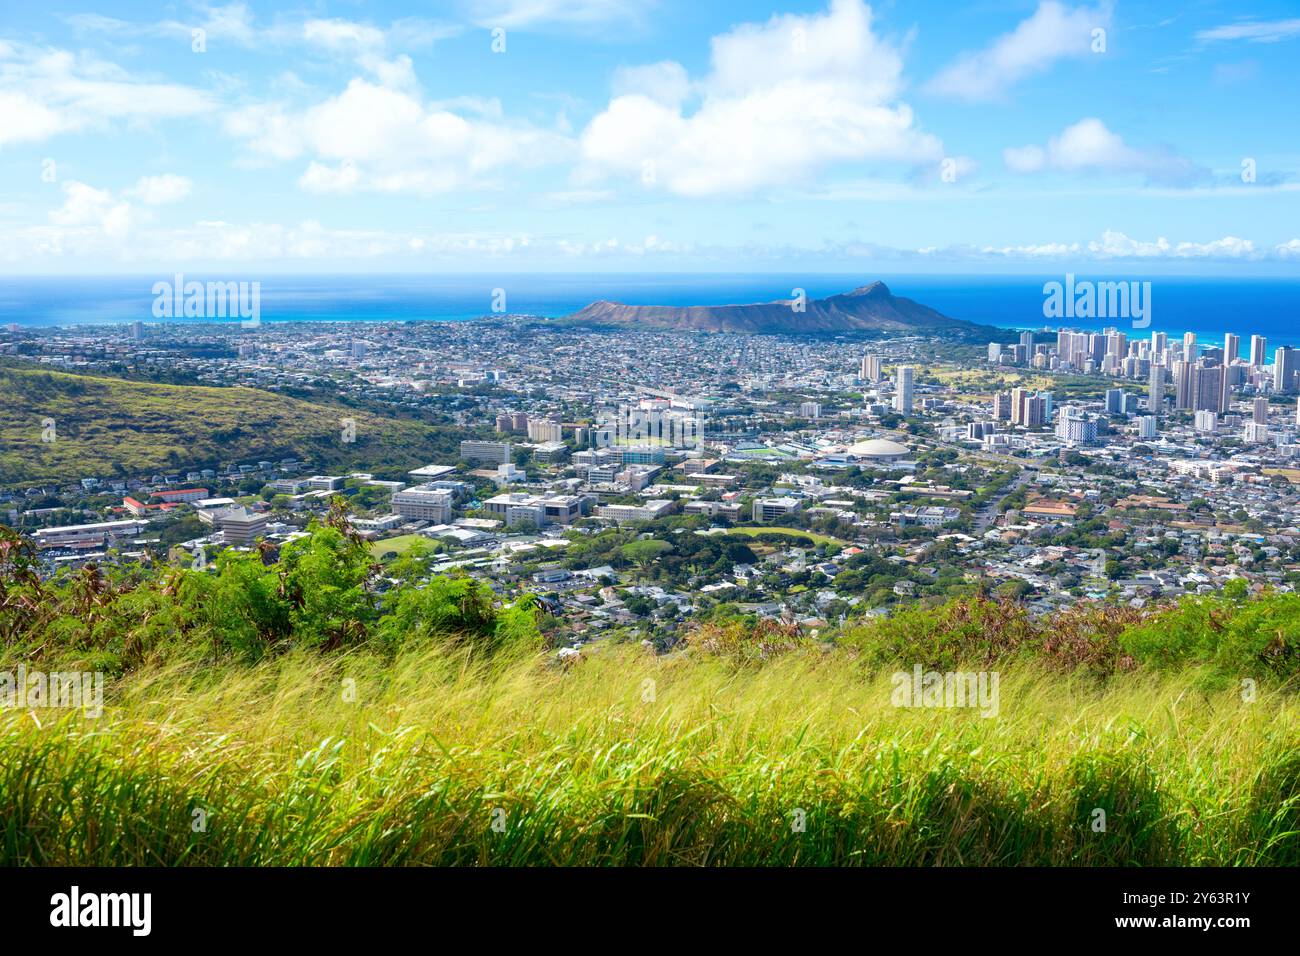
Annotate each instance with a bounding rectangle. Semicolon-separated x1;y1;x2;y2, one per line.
1002;118;1206;185
926;1;1110;101
48;181;134;239
225;78;572;194
578;0;942;197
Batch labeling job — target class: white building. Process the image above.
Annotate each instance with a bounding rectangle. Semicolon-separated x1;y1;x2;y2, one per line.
391;485;454;522
1054;406;1098;445
593;500;675;522
460;440;511;464
893;365;914;415
752;496;802;522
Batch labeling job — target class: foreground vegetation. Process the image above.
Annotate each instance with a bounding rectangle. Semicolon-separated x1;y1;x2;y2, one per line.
1;517;1297;866
2;647;1296;866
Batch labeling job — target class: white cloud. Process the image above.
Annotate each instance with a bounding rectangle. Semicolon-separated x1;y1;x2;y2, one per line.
0;42;214;148
926;1;1110;101
65;3;258;47
1086;230;1257;259
301;18;423;87
1003;118;1204;185
610;61;691;107
1196;18;1300;44
0;90;69;147
226;78;572;194
465;0;653;29
126;174;193;204
48;180;134;239
1276;239;1300;259
579;0;942;197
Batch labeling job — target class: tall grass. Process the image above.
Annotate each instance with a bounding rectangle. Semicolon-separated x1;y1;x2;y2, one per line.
2;643;1295;866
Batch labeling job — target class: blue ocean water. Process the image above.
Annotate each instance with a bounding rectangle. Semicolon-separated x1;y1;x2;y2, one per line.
2;273;1298;353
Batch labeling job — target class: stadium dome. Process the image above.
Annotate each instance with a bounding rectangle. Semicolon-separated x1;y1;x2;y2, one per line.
846;438;910;461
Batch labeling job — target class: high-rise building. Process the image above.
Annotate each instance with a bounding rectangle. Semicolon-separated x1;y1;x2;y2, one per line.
1136;416;1157;439
1253;397;1269;424
861;354;882;382
1148;364;1165;413
893;365;914;415
1104;389;1124;414
1055;406;1098;445
1275;346;1300;394
1194;410;1217;433
992;392;1012;420
1019;330;1035;350
1183;331;1198;359
1107;330;1128;362
987;342;1003;363
1173;360;1194;410
1224;333;1240;364
1244;422;1270;444
1010;387;1045;427
1250;335;1268;367
1010;387;1030;425
1023;395;1046;427
1192;362;1225;414
1037;391;1054;420
527;418;563;443
1151;331;1167;360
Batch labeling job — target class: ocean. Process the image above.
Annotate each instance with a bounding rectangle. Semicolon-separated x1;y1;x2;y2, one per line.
2;273;1298;353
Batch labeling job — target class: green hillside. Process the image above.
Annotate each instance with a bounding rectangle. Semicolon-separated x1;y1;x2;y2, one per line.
0;363;460;485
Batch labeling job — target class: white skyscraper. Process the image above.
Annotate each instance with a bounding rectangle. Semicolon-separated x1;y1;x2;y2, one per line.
1224;333;1240;364
1250;335;1268;367
893;365;914;415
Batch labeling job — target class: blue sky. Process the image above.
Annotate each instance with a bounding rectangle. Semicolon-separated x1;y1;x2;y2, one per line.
1;0;1298;274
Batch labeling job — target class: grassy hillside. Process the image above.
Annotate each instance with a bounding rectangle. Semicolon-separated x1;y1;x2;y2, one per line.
2;647;1295;866
0;363;461;484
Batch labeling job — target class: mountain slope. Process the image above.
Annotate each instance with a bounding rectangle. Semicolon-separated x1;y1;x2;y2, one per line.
563;281;986;335
0;364;460;486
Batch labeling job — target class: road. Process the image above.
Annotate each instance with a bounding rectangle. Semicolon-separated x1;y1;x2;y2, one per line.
973;470;1033;532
